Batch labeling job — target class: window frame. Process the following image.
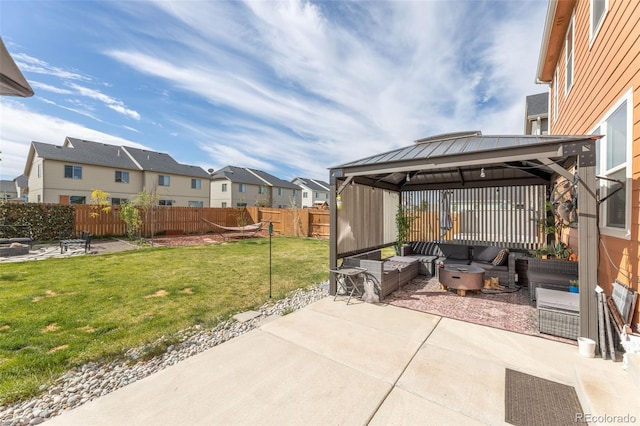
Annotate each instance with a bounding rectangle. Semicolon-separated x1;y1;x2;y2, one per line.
590;0;607;46
239;183;246;193
158;175;170;187
278;188;284;196
115;170;129;184
222;183;228;192
592;89;632;239
158;199;173;206
188;201;204;207
191;179;201;190
69;195;86;204
64;165;83;180
565;13;574;97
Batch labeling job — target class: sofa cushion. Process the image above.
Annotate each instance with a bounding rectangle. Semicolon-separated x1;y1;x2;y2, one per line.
473;246;503;262
439;244;470;260
491;249;509;266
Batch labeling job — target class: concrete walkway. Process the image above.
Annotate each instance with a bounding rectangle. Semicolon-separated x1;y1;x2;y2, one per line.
47;297;638;425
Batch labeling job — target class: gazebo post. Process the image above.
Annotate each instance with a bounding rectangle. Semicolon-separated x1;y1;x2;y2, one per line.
577;151;599;344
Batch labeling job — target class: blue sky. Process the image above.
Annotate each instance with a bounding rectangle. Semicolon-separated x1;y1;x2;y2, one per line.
0;0;548;182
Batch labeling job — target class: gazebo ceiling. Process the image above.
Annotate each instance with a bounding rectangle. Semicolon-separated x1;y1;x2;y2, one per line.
330;131;598;191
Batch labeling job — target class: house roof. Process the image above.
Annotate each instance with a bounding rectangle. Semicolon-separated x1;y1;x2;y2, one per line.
123;146;211;178
25;138;210;178
536;0;577;82
13;175;28;188
331;131;599;190
525;92;549;118
0;37;34;97
212;166;300;189
0;180;16;193
292;177;330;192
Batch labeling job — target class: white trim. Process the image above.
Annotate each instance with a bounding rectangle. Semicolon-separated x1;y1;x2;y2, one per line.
565;13;575;97
589;0;608;48
553;67;558;124
591;88;633;240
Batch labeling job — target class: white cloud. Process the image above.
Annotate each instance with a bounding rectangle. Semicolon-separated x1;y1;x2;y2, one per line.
67;83;141;120
3;0;548;183
0;101;147;179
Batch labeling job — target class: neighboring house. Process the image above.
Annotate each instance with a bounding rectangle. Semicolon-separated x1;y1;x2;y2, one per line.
0;180;18;201
524;92;549;135
291;177;330;208
13;175;28;201
23;137;211;207
536;0;639;324
210;166;302;208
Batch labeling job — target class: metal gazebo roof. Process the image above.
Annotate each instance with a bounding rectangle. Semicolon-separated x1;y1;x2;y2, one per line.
330;131;598;191
0;37;34;98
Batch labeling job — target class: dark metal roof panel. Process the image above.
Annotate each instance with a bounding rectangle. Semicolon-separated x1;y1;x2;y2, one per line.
333;135;589;169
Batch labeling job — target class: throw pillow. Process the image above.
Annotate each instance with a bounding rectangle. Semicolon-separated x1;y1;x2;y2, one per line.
492;249;509;266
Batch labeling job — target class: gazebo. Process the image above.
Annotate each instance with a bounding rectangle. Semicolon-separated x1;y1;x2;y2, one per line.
328;131;600;343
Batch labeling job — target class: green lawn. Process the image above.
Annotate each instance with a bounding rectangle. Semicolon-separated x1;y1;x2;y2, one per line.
0;237;329;405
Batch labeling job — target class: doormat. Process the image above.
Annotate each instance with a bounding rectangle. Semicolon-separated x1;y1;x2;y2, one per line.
505;368;584;426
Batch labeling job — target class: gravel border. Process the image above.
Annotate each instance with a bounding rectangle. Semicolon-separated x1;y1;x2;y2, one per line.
0;283;330;426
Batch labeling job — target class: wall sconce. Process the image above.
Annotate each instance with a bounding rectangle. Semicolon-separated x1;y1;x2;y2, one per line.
406;172;411;182
480;168;486;178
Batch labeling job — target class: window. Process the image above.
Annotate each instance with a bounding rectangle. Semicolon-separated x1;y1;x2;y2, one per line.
590;0;607;42
239;183;246;193
159;199;173;206
70;195;86;204
37;164;41;178
278;188;284;196
565;14;574;95
553;67;558;123
315;192;319;199
158;175;170;186
191;179;201;189
303;192;308;198
64;165;82;179
594;90;631;237
221;202;227;208
115;170;129;183
37;194;41;203
188;201;203;207
236;202;247;207
222;183;228;192
258;185;265;194
293;190;298;197
111;198;128;205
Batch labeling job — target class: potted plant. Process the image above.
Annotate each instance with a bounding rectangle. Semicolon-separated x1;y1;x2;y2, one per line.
394;204;412;255
552;242;572;259
569;280;579;293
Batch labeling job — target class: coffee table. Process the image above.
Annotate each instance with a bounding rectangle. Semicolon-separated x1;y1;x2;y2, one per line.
438;264;485;296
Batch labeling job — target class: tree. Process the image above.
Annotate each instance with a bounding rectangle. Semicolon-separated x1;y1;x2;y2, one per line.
120;201;142;240
90;189;112;218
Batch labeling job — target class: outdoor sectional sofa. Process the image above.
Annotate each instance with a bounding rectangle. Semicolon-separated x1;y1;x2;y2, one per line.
342;250;419;300
526;257;579;302
400;241;528;288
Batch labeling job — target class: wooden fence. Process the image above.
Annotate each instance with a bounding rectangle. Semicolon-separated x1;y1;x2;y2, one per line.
74;205;330;239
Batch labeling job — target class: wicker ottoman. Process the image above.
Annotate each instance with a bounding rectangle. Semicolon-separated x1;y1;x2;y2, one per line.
536;288;579;340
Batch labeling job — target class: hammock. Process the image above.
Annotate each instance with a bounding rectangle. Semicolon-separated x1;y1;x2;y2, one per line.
200;218;264;239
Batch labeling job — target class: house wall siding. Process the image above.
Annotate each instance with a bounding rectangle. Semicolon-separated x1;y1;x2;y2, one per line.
548;0;640;324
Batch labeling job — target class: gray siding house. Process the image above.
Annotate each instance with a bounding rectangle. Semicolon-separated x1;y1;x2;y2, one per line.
291;177;330;208
23;137;211;206
210;166;302;208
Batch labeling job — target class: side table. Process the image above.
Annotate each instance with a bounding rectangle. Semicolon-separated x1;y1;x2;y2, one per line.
330;267;366;305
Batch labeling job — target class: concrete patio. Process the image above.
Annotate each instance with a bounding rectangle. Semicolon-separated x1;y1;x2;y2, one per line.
46;296;638;425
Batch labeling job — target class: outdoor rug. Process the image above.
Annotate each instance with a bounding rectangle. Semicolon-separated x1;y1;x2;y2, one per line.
504;368;584;426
